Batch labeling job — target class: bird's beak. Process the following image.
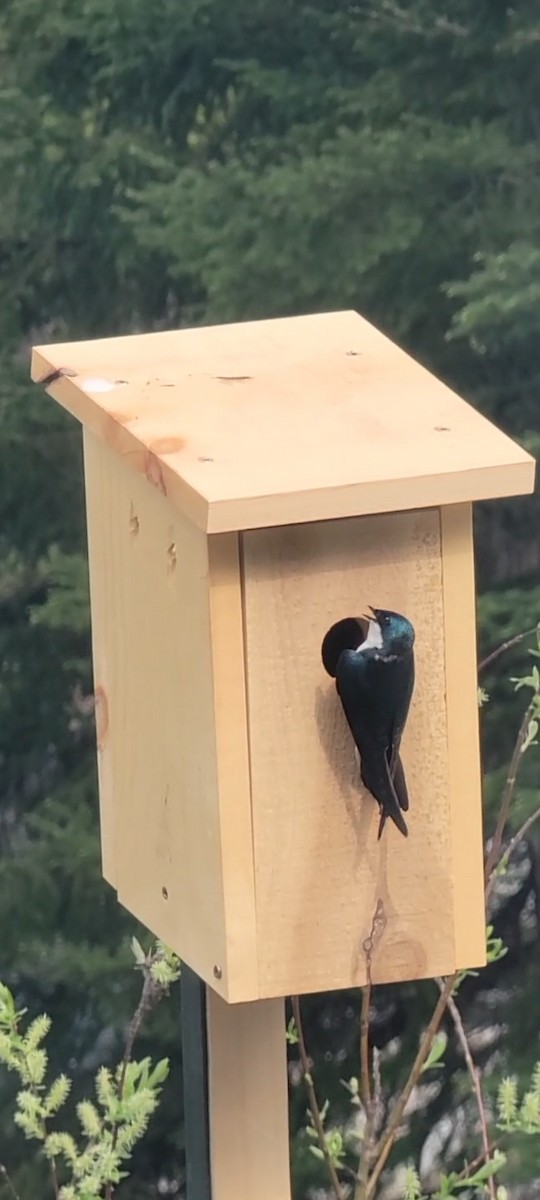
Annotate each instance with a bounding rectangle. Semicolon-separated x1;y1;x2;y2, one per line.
362;605;375;622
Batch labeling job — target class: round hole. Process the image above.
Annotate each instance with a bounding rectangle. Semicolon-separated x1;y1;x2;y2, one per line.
161;886;168;901
213;964;223;980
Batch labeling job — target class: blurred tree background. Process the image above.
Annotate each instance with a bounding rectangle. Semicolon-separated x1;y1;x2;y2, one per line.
0;0;539;1195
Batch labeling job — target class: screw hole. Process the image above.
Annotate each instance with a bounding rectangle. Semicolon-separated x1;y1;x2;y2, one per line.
161;887;168;901
129;505;139;536
167;542;177;571
213;964;222;980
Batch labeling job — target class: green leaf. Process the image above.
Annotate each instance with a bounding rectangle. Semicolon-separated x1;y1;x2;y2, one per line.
43;1073;71;1116
286;1017;299;1045
403;1165;423;1200
421;1031;447;1073
147;1058;169;1088
24;1014;51;1050
131;937;146;966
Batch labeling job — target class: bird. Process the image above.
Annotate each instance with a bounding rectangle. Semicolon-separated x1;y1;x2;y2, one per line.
321;607;415;839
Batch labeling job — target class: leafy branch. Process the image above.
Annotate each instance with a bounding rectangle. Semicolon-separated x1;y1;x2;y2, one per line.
291;996;345;1200
0;940;180;1199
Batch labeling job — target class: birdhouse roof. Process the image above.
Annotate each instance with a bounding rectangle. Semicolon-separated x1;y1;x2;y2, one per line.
32;310;534;532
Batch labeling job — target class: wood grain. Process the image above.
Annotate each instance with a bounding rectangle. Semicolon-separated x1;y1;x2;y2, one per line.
441;504;486;969
242;511;458;996
207;992;291;1200
82;430;257;998
32;311;534;533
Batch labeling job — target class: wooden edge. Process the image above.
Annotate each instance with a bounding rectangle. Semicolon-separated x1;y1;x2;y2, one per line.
206;460;535;533
32;350;209;532
82;428;117;888
441;503;487;969
208;534;258;1002
207;991;291;1200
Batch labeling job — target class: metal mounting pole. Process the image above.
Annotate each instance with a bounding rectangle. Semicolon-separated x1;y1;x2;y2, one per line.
181;965;212;1200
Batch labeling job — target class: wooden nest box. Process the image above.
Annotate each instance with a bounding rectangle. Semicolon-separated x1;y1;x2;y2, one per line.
32;311;535;1003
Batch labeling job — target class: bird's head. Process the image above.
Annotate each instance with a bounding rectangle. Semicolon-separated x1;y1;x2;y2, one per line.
321;608;415;675
366;607;415;653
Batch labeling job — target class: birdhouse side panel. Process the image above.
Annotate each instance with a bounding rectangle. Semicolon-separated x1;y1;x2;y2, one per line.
242;510;464;997
440;504;486;968
206;534;259;1000
83;431;240;992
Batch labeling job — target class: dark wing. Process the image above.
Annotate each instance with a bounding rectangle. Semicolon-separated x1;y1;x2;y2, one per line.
387;649;415;812
336;650;408;837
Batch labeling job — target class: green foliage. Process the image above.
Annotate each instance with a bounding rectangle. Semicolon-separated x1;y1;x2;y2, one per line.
498;1063;540;1134
403;1165;422;1200
432;1152;506;1198
285;1018;299;1046
0;947;179;1199
305;1100;348;1170
420;1031;447;1075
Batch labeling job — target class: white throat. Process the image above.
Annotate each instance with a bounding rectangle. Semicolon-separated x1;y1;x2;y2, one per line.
356;619;383;653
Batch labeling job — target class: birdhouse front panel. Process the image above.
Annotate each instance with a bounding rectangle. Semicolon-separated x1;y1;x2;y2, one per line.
242;505;483;997
31;310;535;1003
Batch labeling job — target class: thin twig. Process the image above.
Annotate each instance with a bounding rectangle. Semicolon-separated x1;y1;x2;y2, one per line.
356;984;373;1200
356;901;386;1199
365;973;457;1198
478;626;538;674
437;982;496;1200
291;995;344;1200
371;1047;383;1136
104;957;169;1200
495;804;540;880
38;1114;60;1198
360;984;372;1114
484;698;536;885
0;1164;21;1200
486;801;540;905
49;1158;60;1200
454;1141;501;1184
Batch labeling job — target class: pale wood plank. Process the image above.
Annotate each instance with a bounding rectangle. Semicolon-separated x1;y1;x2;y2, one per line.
242;511;458;996
207;991;291;1200
207;534;259;1000
32;311;534;533
441;504;486;969
82;430;257;997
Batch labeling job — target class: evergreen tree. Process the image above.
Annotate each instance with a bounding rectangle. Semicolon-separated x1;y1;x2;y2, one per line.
0;0;538;1194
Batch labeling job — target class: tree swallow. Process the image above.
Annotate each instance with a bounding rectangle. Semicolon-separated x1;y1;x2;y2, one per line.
321;608;415;839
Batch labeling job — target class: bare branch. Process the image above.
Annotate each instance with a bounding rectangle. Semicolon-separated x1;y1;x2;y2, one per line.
291;995;345;1200
478;626;539;674
356;900;387;1198
105;951;173;1200
437;981;496;1200
360;984;372;1115
486;800;540;905
365;973;457;1198
484;697;536;885
0;1164;21;1200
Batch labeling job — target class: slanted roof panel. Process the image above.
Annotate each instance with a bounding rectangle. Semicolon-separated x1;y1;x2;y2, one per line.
32;310;535;532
